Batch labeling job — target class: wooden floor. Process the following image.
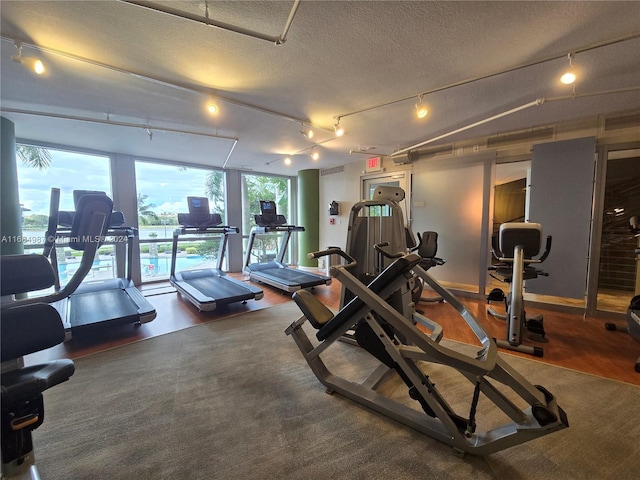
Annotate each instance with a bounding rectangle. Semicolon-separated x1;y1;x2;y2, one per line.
26;271;640;386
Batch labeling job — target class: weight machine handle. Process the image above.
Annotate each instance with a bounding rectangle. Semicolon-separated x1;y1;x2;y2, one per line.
373;242;403;259
307;247;357;270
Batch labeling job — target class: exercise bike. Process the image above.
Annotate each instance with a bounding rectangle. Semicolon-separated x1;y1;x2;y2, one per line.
487;222;552;357
405;228;445;304
1;189;110;480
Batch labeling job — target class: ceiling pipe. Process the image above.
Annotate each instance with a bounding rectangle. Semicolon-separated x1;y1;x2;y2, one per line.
3;106;241;168
120;0;301;45
391;85;640;158
279;0;301;45
391;99;545;157
545;85;640;103
0;107;239;141
264;135;342;166
222;139;238;169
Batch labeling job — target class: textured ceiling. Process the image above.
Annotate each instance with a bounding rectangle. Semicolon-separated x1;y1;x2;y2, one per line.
1;1;639;174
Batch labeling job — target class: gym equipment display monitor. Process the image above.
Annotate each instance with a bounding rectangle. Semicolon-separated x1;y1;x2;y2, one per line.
260;200;277;223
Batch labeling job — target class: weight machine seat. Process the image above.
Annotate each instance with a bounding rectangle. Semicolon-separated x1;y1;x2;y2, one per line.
293;255;421;341
292;290;334;330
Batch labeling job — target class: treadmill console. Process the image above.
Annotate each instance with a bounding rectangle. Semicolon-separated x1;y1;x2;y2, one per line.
177;197;222;228
255;200;287;227
73;190;107;207
58;190;118;229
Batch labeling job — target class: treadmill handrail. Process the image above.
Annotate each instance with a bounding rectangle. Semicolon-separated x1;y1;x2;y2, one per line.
175;225;239;235
171;224;239;276
54;226;135;242
250;225;305;234
244;224;307;269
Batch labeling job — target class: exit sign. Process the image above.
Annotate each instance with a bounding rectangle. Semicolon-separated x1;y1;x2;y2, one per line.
366;156;382;172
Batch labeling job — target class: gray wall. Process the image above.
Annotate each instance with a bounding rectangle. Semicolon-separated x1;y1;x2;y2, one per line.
527;137;596;299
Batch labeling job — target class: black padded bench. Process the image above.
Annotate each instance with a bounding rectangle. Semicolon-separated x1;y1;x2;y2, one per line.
293;254;421;341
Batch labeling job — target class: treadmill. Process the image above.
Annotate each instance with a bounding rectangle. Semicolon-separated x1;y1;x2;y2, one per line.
51;190;156;338
243;200;331;293
170;196;263;311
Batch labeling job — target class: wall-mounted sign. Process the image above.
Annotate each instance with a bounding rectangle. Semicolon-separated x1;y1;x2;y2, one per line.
366;156;382;173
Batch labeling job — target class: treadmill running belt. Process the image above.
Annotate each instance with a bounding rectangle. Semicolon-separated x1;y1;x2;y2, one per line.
70;289;139;328
259;268;324;283
185;276;256;302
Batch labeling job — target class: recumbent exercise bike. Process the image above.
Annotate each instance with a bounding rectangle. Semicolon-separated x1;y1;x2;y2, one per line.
487;222;552;357
1;190;110;480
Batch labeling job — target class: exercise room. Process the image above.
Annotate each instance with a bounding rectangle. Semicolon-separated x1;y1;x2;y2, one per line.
1;2;640;479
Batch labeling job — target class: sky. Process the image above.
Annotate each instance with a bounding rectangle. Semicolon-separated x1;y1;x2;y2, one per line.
17;147;219;218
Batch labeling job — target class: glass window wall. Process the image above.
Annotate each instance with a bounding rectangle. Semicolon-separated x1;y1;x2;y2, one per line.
134;160;225;282
240;173;292;266
16;144;113;285
596;150;640;313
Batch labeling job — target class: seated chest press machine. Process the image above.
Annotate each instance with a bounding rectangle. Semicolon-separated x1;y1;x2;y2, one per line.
487;222;552;357
286;246;568;456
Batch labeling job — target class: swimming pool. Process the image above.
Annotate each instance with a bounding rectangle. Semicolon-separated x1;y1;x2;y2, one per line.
141;254;219;280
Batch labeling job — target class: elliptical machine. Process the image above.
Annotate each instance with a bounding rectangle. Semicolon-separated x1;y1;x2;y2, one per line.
486;222;552;357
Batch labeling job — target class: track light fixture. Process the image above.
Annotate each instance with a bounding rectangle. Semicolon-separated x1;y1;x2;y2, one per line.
333;118;344;137
11;42;45;75
560;53;576;85
206;98;219;114
310;148;319;161
300;123;314;139
415;95;428;119
284;156;292;166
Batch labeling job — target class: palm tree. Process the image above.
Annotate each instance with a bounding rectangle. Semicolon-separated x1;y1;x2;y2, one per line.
137;193;160;226
243;175;289;217
204;170;226;215
16;145;52;170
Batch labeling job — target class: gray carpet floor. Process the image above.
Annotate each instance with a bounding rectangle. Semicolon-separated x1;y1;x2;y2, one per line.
33;302;640;479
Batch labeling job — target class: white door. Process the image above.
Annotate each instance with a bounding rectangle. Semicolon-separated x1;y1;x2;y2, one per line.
362;171;411;224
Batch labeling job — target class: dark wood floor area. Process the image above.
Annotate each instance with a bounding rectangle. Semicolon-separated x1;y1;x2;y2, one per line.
26;272;640;386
